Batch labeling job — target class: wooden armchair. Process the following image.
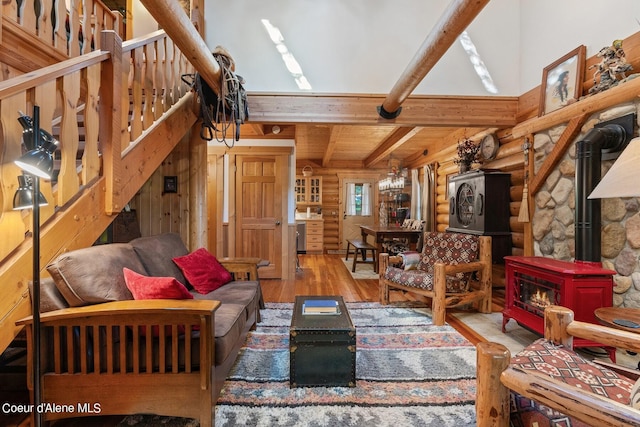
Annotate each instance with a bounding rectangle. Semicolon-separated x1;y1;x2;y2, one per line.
477;305;640;427
379;231;492;326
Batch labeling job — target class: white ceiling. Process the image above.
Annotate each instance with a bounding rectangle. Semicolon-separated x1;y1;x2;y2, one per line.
197;0;640;97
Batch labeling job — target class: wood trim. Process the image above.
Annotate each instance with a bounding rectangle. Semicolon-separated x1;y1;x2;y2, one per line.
528;114;588;195
248;93;518;127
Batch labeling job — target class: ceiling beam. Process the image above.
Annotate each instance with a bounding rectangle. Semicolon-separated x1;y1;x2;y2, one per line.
364;127;423;168
248;94;517;127
322;126;340;167
379;0;491;118
140;0;222;93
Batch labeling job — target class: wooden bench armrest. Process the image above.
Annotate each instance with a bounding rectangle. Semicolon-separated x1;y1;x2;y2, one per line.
545;305;640;353
218;257;262;281
501;365;640;426
16;299;220;326
439;260;487;275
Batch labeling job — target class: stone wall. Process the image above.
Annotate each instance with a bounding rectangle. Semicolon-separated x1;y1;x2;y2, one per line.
532;103;640;307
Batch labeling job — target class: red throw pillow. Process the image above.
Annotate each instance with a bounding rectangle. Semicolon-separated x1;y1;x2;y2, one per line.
123;268;193;300
172;248;232;294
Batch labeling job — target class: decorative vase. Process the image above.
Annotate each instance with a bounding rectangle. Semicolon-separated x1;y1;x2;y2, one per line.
459;162;471;174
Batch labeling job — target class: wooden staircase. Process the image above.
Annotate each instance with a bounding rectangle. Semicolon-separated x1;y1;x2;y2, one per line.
0;1;198;355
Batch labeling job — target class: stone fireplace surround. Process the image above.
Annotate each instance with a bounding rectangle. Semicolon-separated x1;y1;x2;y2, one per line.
532;103;640;307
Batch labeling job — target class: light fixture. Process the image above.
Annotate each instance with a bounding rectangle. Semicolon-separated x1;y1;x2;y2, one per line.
14;135;57;180
13;175;48;210
272;125;281;134
13;105;52;427
14;110;58;180
589;136;640;198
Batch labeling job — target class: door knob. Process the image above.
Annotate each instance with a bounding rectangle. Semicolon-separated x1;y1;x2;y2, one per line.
275;220;281;226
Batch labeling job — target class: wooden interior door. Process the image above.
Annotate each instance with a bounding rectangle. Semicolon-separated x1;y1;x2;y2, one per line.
235;155;283;278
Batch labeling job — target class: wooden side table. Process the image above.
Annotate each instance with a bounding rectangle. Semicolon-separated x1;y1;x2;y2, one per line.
595;307;640;333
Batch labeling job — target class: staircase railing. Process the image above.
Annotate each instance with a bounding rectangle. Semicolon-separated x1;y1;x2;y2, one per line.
1;0;122;62
0;29;196;352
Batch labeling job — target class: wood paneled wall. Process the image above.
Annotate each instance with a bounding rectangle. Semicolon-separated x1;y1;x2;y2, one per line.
130;134;193;245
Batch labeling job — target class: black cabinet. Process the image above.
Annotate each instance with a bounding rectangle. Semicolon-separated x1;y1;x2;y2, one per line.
446;170;511;263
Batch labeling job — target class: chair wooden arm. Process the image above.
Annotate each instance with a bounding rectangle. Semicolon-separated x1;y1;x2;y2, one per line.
16;299;220;326
218;257;261;281
545;305;640;353
476;305;640;427
502;364;640;427
440;260;486;275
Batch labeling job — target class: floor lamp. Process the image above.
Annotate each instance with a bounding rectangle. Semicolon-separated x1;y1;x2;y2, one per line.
13;105;57;427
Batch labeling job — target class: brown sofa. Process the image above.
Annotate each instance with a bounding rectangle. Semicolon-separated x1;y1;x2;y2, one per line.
18;233;263;425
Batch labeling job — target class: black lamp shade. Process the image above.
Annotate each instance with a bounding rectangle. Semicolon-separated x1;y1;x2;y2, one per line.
13;175;48;210
14;140;56;179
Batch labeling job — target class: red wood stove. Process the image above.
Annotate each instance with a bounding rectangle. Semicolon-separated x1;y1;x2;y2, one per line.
503;256;616;359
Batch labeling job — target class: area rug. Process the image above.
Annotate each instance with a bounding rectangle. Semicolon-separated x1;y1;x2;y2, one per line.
216;302;476;426
119;302;477;427
340;256;379;279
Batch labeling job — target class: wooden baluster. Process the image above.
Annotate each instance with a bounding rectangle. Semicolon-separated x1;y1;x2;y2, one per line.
153;39;164;120
82;63;101;184
58;71;81;204
131;46;143;140
144;42;155;129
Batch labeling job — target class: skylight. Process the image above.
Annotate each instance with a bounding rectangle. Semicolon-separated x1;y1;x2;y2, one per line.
261;19;312;90
459;31;498;94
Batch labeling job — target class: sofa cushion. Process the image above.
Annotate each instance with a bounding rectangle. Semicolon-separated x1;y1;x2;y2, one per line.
193;280;261;322
130;233;190;286
209;303;247;364
34;278;70;312
47;244;142;306
173;248;232;294
123;268;193;300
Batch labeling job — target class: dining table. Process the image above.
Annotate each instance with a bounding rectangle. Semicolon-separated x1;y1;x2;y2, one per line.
359;224;422;271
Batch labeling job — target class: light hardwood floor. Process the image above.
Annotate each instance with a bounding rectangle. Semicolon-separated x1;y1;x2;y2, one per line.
22;254;506;427
264;254;506;346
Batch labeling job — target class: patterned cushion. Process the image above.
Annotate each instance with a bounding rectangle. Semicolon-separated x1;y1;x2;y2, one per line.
417;232;479;280
510;338;635;426
383;266;468;293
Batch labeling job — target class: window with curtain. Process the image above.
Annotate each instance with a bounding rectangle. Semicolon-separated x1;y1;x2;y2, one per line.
346;183;372;216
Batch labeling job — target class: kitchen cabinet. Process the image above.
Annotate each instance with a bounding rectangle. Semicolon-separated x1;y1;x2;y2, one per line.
295;176;322;205
305;219;324;254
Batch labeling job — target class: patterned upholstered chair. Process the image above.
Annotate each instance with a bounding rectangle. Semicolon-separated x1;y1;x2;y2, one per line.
476;305;640;427
379;231;492;326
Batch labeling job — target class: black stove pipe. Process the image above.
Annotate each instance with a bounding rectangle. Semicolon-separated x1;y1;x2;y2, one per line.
575;124;626;263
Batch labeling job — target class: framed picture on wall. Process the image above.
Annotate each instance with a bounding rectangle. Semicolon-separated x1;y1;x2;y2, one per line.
163;176;178;193
539;45;586;116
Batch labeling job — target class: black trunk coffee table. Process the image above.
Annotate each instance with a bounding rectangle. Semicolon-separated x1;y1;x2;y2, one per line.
289;295;356;387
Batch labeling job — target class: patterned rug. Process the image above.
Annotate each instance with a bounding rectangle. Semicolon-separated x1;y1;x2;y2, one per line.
119;302;477;427
216;302;476;426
